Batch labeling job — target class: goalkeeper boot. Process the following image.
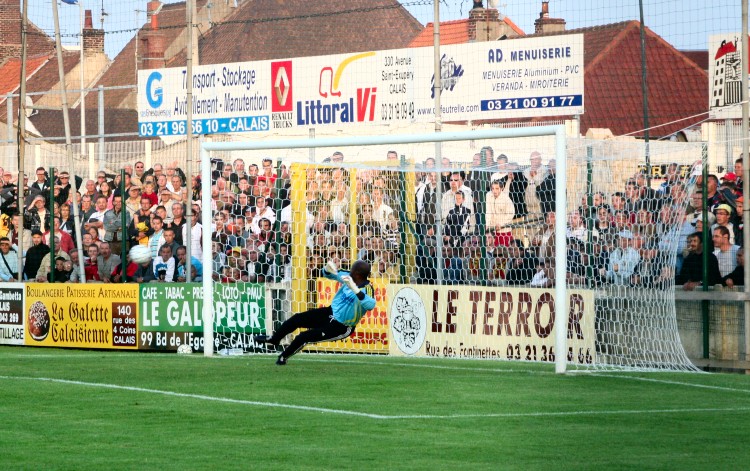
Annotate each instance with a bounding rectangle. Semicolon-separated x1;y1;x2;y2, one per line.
275;355;287;366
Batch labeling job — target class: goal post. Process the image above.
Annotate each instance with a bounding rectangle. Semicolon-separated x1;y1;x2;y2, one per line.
198;126;701;373
200;126;569;364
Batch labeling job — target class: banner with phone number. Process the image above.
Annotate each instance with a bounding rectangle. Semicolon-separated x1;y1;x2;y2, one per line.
24;284;138;349
0;283;24;345
387;284;595;364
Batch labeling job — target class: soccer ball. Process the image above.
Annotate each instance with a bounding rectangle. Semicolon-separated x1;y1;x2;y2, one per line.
129;245;152;265
177;344;193;355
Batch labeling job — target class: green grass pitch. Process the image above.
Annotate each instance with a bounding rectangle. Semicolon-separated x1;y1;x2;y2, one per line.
0;346;748;470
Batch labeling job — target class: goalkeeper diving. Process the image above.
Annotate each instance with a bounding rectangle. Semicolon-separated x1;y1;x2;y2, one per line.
254;259;376;365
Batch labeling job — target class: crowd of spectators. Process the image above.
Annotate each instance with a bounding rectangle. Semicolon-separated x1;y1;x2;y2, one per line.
0;158;290;284
0;150;745;290
409;150;746;289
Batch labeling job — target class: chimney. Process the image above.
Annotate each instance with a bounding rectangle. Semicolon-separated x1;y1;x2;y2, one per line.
82;9;104;56
534;1;566;35
141;0;165;70
468;1;500;42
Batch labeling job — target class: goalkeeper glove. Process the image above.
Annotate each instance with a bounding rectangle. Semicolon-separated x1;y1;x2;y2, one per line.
341;275;360;294
323;260;338;275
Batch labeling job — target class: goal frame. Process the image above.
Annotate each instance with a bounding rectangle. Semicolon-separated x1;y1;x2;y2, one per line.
199;126;569;372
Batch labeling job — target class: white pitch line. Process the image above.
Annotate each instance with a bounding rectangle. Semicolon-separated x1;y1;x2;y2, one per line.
295;357;750;394
5;351;750;394
0;375;387;419
1;375;749;420
297;356;531;373
594;374;750;394
297;357;750;394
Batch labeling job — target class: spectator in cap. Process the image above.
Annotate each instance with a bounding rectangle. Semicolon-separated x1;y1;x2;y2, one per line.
711;204;737;245
722;172;738;184
24;194;48;233
125;185;142;216
0;237;19;282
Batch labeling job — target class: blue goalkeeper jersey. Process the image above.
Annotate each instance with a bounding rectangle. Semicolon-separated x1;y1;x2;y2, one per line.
323;270;377;327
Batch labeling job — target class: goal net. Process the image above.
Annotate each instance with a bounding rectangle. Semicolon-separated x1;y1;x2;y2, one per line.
200;127;703;372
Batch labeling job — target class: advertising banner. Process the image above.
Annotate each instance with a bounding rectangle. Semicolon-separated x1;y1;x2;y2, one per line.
310;277;389;353
0;283;24;345
709;33;747;119
138;35;584;136
138;282;266;351
24;284;138;349
387;285;595;365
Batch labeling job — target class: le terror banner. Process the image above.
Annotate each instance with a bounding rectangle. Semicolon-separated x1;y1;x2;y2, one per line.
386;285;596;364
137;34;583;137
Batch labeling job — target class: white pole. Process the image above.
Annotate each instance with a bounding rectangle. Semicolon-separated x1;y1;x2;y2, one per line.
79;1;86;169
185;0;194;281
201;145;214;356
554;126;568;374
52;0;86;282
17;0;28;281
433;0;442;158
203;128;562;152
432;1;446;284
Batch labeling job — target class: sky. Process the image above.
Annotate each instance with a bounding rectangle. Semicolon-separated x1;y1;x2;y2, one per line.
27;0;743;61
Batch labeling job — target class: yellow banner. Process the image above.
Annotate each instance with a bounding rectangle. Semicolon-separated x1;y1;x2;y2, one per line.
25;284;139;349
386;285;596;365
307;277;389;353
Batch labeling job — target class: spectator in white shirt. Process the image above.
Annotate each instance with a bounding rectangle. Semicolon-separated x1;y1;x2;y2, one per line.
251;197;276;234
485;180;514;245
712;225;739;278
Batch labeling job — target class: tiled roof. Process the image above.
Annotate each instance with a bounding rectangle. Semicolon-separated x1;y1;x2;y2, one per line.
25;50;81;102
573;21;707;137
409;19;472;47
197;0;423;64
0;51;80;126
409;16;525;48
0;54;49;97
